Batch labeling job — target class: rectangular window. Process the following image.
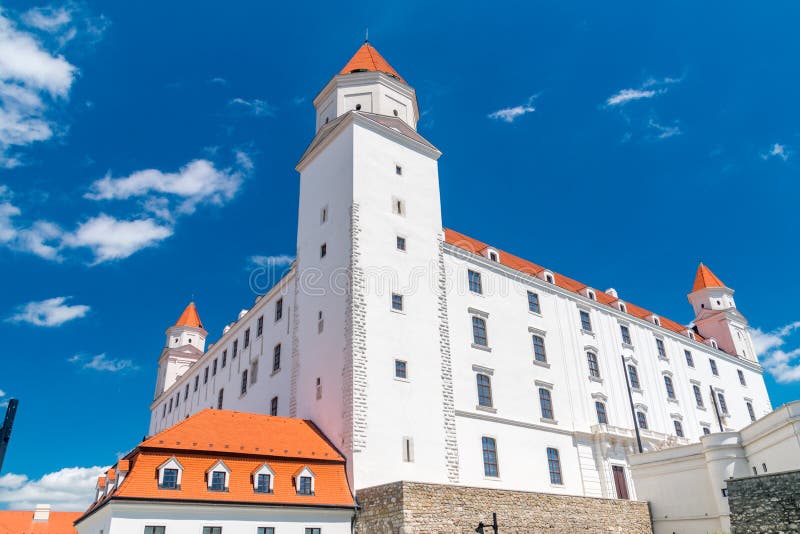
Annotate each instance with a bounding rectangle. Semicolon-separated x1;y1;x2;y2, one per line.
747;401;756;422
717;392;728;414
320;206;328;224
305;529;321;534
396;164;403;175
527;291;541;314
298;476;313;495
204;367;209;384
580;310;592;332
320;243;327;258
250;361;258;385
595;401;607;424
476;374;493;407
222;349;227;368
258;528;275;534
674;420;684;438
664;376;676;399
539;388;554;420
547;447;562;485
241;370;248;395
395;359;407;379
217;388;224;410
318;310;324;333
210;471;226;491
710;359;718;376
212;358;217;376
244;328;250;348
694;385;704;408
685;350;694;367
144;527;166;534
402;436;414;462
587;352;600;378
620;325;632;345
256;474;271;493
194;375;199;392
637;411;648;430
175;393;179;407
396;235;406;251
202;527;222;534
468;270;483;294
257;315;264;336
738;369;746;386
472;316;488;347
275;298;283;321
161;468;178;489
656;338;667;358
391;293;404;311
627;365;640;389
270;396;278;416
482;437;499;477
273;344;281;372
233;339;238;359
184;384;189;400
532;335;547;363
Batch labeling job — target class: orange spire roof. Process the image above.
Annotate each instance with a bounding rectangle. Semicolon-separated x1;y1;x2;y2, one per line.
174;301;203;329
692;263;726;292
339;43;405;83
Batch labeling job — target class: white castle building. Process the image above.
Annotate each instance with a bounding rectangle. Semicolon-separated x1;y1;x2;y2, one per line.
149;43;772;502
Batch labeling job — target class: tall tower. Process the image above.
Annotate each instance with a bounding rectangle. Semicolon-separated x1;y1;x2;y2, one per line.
294;42;455;489
688;264;756;361
154;302;207;397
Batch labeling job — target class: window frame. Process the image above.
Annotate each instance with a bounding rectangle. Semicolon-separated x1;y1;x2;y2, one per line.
394;359;408;380
636;411;648;430
472;315;488;347
539;387;554;420
627;364;640;390
476;374;493;408
481;436;499;478
579;310;592;332
532;335;547;364
391;293;404;312
586;352;601;379
620;324;632;345
664;375;676;400
468;269;483;294
547;447;563;485
527;291;541;314
595;401;608;424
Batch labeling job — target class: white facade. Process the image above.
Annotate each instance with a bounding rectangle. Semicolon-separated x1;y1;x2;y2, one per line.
629;400;800;533
76;501;352;534
149;45;773;501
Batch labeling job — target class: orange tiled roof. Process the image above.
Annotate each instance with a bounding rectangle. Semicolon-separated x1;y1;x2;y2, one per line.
692;263;726;292
0;511;80;534
340;43;405;83
445;228;705;342
174;301;203;329
117;459;130;472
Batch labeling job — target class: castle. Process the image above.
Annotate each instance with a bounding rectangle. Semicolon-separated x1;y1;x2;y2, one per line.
148;42;771;502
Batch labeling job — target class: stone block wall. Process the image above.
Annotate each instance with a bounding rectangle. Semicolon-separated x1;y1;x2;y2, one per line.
355;481;652;534
728;469;800;534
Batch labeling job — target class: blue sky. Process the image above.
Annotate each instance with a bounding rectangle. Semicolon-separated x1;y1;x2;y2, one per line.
1;0;799;510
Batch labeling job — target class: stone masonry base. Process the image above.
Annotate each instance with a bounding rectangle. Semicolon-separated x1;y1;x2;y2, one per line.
355;481;652;534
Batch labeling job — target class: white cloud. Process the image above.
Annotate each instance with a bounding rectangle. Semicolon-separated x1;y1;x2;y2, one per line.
69;353;137;372
208;77;227;85
648;119;682;139
248;254;295;269
760;143;789;161
0;466;107;511
606;88;657;106
21;6;72;33
488;96;536;123
62;214;173;263
9;296;89;326
228;97;276;117
86;159;245;215
752;321;800;383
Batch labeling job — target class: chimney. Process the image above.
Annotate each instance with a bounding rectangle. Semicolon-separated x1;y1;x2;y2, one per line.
605;288;618;298
33;504;50;522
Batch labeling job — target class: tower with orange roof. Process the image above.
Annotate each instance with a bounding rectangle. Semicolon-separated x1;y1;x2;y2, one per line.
154;301;208;398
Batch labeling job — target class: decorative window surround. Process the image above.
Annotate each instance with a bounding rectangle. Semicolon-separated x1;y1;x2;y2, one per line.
528;326;547;336
157;457;183;489
252;463;276;493
591;392;608;402
206;460;231;491
471;364;494;375
468;307;489;318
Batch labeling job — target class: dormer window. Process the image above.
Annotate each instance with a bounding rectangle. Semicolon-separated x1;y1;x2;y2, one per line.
619;302;627;313
157;457;183;490
252;463;276;494
652;316;660;326
484;248;500;262
294;466;315;496
540;270;554;284
206;460;230;492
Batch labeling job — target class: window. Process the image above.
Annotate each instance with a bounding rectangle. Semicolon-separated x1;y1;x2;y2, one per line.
468;270;482;294
396;164;402;175
545;273;554;283
620;325;632;345
305;529;321;534
202;527;222;534
396;236;406;251
674;420;684;438
762;463;768;473
244;328;250;348
256;474;271;493
162;468;178;489
539;388;554;420
532;335;547;363
587;290;596;300
656;338;667;359
204;367;209;384
222;350;227;368
664;376;676;399
472;316;488;346
217;388;224;410
395;359;407;379
273;344;281;372
710;359;718;376
297;476;313;495
144;527;166;534
194;375;199;392
318;310;324;333
320;243;327;258
711;340;718;349
476;374;493;407
636;411;648;430
627;365;640;389
738;369;746;386
270;396;278;416
233;339;238;359
747;401;756;422
391;293;404;312
241;370;248;395
210;471;226;491
694;385;705;408
587;352;600;378
619;302;627;313
482;437;499;477
580;310;592;332
489;251;499;262
595;401;608;424
402;437;414;462
321;206;328;224
257;316;264;337
393;198;405;216
717;392;728;414
685;350;694;367
703;426;711;435
527;291;541;313
212;359;217;376
752;466;758;475
547;447;562;485
175;393;179;407
258;528;275;534
184;384;189;400
275;298;283;321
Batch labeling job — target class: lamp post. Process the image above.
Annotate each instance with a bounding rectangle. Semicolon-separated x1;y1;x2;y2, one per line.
476;512;498;533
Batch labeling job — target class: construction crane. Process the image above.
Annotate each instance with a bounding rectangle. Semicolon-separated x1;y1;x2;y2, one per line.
0;399;18;473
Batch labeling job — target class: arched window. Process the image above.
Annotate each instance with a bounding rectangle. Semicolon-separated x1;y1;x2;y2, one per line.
636;411;648;430
693;385;704;408
673;420;684;437
627;365;640;389
595;401;608;424
539;388;554;420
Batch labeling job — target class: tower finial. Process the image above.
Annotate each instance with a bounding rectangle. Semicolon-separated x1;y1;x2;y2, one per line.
365;27;369;43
